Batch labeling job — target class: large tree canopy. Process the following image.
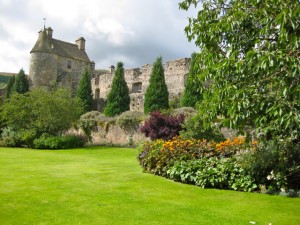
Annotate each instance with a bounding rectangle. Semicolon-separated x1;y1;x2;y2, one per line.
180;0;300;141
0;88;83;146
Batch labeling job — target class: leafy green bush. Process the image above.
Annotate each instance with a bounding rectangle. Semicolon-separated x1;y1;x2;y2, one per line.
180;114;225;142
169;107;196;117
239;140;300;192
77;111;114;141
167;157;257;192
33;135;86;149
0;127;21;147
0;88;83;147
0;127;37;147
169;95;181;109
116;111;145;133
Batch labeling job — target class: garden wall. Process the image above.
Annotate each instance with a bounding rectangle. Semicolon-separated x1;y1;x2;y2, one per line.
89;123;149;147
86;125;236;146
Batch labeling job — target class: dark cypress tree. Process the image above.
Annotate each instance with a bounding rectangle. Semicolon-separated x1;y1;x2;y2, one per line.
144;56;169;113
5;75;15;99
15;69;29;94
180;53;202;108
104;62;130;116
76;68;94;112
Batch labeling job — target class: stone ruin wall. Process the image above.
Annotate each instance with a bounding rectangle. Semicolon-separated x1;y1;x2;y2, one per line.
92;58;190;112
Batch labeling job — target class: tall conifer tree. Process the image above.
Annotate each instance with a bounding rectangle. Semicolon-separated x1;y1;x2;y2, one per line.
144;56;169;113
5;75;15;99
104;62;130;116
76;68;94;112
15;69;29;94
180;53;202;108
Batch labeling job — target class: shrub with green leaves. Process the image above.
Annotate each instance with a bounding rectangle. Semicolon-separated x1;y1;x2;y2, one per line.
33;135;86;149
180;114;225;142
167;157;257;192
77;111;113;141
0;88;83;147
168;107;197;117
116;111;145;133
0;127;21;147
239;140;300;192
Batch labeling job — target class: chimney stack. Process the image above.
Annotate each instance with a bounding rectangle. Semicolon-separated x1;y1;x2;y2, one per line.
46;27;53;38
110;65;115;74
76;37;85;50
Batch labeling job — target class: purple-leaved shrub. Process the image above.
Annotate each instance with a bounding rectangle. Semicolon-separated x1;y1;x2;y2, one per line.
140;111;185;140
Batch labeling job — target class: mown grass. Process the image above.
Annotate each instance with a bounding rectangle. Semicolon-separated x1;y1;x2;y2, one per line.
0;146;299;225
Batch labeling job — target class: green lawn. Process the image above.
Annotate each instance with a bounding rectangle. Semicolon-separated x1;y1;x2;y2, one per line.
0;147;299;225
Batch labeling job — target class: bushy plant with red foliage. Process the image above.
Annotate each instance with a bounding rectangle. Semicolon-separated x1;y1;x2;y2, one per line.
140;111;185;140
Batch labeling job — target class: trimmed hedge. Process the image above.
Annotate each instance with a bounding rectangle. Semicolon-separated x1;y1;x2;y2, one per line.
33;135;86;149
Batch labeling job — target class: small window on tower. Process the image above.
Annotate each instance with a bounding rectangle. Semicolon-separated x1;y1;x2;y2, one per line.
67;60;72;69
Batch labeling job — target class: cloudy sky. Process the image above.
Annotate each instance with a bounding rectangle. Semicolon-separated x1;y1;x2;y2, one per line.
0;0;199;73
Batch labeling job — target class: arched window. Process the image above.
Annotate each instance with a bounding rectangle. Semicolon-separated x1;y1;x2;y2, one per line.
95;88;100;99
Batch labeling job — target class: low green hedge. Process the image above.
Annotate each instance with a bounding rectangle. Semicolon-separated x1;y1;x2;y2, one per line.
33;135;86;149
167;157;257;192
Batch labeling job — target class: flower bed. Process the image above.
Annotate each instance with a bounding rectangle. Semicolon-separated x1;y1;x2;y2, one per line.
138;136;258;192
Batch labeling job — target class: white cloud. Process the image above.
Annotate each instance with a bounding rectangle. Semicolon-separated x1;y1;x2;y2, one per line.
0;39;28;73
84;18;134;46
0;0;198;73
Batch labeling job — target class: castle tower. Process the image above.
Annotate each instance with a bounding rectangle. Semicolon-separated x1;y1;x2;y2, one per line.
29;27;58;88
29;27;93;91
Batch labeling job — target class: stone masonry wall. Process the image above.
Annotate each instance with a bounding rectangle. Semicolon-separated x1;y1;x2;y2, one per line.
57;56;92;93
30;52;93;92
90;123;149;146
91;58;190;112
29;52;58;88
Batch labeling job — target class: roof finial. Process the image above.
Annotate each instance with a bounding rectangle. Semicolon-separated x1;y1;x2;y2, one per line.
43;17;46;29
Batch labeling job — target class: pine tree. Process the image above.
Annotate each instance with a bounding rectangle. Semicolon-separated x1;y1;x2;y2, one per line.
180;53;202;108
144;56;169;113
104;62;130;116
15;69;29;94
76;68;94;112
5;75;15;99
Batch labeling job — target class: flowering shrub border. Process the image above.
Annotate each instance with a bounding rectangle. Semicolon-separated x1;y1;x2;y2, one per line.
138;136;258;191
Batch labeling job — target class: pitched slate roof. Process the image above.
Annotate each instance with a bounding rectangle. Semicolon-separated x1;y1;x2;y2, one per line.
30;29;91;62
